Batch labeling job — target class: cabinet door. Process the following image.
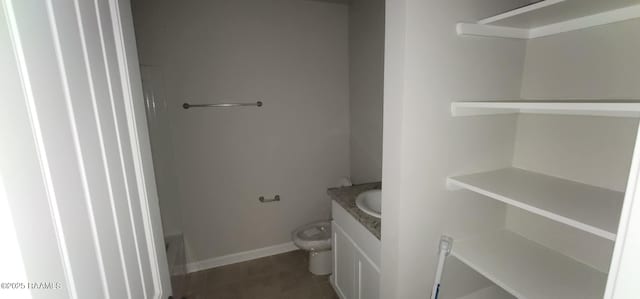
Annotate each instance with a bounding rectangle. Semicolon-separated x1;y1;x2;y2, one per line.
358;254;380;299
333;222;357;299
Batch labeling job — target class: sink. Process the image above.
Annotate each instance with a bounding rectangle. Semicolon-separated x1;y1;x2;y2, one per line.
355;190;381;218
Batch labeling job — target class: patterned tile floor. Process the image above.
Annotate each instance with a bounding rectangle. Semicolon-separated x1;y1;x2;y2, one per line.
184;250;339;299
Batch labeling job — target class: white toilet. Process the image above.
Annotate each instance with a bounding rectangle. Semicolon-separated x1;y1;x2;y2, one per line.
292;220;332;275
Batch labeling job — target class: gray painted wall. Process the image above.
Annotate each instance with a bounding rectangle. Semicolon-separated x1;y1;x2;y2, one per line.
348;0;385;184
133;0;350;264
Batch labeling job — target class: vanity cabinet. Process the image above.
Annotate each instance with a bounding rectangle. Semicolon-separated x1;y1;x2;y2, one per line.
331;201;381;299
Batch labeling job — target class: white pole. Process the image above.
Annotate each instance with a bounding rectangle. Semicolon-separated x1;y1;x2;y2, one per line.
431;236;453;299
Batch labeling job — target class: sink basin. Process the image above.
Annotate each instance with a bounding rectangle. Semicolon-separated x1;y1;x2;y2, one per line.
355;190;381;218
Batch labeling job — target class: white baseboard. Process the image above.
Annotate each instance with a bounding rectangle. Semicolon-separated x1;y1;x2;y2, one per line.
185;241;299;273
329;274;345;299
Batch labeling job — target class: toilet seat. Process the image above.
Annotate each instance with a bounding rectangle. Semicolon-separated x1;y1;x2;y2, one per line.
292;221;331;251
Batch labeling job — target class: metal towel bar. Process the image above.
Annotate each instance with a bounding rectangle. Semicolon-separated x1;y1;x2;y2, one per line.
182;101;263;109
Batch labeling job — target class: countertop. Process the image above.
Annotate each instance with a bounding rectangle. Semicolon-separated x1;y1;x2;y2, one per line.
327;182;382;240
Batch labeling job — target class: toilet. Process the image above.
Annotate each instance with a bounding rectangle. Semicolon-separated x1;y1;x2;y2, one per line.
292;220;332;275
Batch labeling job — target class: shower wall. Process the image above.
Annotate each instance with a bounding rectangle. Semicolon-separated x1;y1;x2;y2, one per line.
348;0;384;184
133;0;350;267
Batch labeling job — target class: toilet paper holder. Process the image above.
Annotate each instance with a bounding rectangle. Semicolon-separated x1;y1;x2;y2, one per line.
259;195;280;203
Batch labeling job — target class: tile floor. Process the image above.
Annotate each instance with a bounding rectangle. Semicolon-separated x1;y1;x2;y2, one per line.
184;250;339;299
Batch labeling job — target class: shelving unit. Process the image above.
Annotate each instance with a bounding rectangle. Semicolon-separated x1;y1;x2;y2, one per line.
447;167;624;241
446;99;636;296
457;0;640;39
442;1;640;297
451;230;608;299
451;100;640;117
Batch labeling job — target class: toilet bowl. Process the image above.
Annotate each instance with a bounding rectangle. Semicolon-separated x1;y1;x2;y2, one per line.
292;221;332;275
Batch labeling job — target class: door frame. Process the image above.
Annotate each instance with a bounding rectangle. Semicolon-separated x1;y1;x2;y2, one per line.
108;0;171;296
1;0;170;297
606;121;640;298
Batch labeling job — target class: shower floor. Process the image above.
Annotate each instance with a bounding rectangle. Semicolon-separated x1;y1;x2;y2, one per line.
184;250;338;299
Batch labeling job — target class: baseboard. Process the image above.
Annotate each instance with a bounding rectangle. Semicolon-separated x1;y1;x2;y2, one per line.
185;241;298;273
329;274;345;299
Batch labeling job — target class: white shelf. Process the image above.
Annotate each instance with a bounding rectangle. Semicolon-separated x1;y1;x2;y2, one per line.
457;285;514;299
457;0;640;39
447;168;624;240
451;100;640;117
451;230;607;299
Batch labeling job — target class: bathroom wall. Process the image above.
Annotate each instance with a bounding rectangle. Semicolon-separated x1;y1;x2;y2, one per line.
507;19;640;273
381;0;529;297
132;0;350;266
348;0;385;184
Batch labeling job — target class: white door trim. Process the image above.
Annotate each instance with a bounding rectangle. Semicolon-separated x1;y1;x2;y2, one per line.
108;0;171;297
606;121;640;298
1;0;170;297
